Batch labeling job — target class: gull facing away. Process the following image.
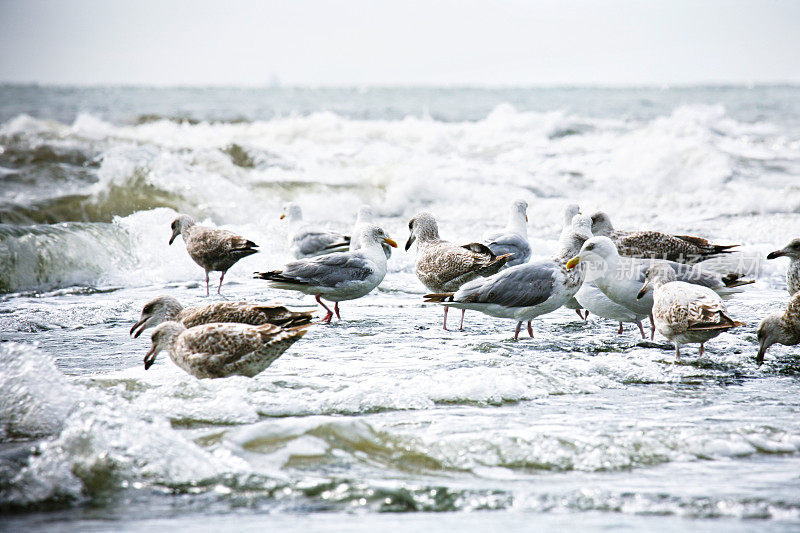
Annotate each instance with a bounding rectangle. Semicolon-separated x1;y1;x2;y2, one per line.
757;291;800;365
423;214;592;340
591;211;738;264
558;204;581;242
350;205;392;259
255;224;397;324
767;238;800;295
169;214;259;295
144;321;308;379
566;237;753;339
482;199;531;267
282;202;351;259
636;264;745;360
406;211;512;330
130;295;313;338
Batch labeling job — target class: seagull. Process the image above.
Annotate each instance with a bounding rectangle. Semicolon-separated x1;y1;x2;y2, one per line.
591;211;738;264
169;214;258;295
558;204;581;242
255;224;397;323
575;282;649;338
566;237;753;339
636;264;744;360
281;202;351;259
144;321;308;379
766;238;800;295
130;295;313;338
406;211;511;330
423;214;592;340
350;205;392;259
757;292;800;365
482;199;531;266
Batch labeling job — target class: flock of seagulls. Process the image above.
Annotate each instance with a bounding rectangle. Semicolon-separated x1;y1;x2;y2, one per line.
134;201;799;378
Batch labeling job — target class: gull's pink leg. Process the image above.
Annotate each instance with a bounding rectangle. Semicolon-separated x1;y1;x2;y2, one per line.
443;307;449;331
618;322;624;335
459;310;465;331
205;272;210;296
527;321;533;338
514;321;523;340
583;311;589;321
217;271;225;295
334;302;341;320
649;313;655;340
699;343;705;357
575;309;584;320
315;294;334;324
637;320;646;339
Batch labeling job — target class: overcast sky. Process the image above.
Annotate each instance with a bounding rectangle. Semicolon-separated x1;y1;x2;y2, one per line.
1;0;799;86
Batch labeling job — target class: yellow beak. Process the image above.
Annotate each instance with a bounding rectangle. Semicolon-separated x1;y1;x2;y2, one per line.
525;214;528;222
565;256;580;270
279;213;285;219
384;238;398;248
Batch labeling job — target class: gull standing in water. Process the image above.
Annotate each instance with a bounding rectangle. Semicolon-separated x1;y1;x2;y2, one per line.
424;214;592;340
130;295;313;338
406;212;511;330
591;211;738;264
756;291;800;365
350;205;392;259
169;214;259;296
144;321;309;379
636;264;744;360
566;237;752;339
482;199;531;267
281;202;351;259
767;238;800;295
255;224;397;323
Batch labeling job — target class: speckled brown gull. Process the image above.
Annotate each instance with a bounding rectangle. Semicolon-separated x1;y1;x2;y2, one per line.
255;225;397;324
482;199;531;267
757;291;800;365
591;211;737;264
130;295;313;338
767;238;800;295
144;321;309;379
406;211;511;330
636;264;744;360
282;202;350;259
169;214;258;295
423;214;591;340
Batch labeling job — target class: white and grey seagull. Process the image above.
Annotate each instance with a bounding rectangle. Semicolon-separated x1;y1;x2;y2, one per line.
281;202;351;259
255;224;397;323
767;238;800;295
350;205;392;259
482;199;531;267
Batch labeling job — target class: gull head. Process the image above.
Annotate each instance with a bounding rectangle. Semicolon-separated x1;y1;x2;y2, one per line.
566;236;617;272
590;211;615;237
637;263;677;300
280;202;302;222
559;214;593;257
767;238;800;260
360;224;397;251
130;295;183;338
144;321;185;370
405;212;440;251
512;199;529;222
562;204;581;227
169;214;196;245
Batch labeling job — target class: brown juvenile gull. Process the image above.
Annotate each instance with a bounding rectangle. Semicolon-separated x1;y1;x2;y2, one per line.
282;202;351;259
424;214;591;340
591;211;737;264
169;214;258;295
255;224;397;324
481;199;531;267
144;321;308;379
756;292;800;365
566;237;753;339
130;295;313;338
350;205;392;259
767;238;800;295
636;264;745;360
406;211;512;330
